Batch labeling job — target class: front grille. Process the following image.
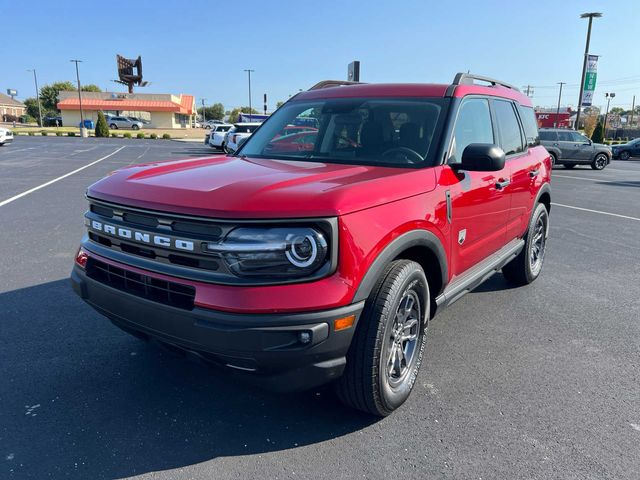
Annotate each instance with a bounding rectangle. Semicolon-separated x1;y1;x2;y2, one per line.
86;257;195;310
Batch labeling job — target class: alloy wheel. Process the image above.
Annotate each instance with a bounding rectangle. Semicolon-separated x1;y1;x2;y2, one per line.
386;289;421;388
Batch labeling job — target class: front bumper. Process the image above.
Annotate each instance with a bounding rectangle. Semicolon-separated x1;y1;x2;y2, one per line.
71;263;363;391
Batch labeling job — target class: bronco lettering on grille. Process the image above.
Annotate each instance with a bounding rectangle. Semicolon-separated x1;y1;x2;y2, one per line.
90;220;195;251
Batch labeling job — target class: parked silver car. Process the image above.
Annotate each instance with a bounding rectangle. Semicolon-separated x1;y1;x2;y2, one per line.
108;116;144;130
539;128;611;170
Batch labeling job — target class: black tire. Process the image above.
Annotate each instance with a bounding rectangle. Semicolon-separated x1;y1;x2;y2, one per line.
619;151;630;161
591;153;608;170
132;124;140;131
110;124;118;130
564;163;576;169
502;203;549;286
335;260;429;416
549;152;557;167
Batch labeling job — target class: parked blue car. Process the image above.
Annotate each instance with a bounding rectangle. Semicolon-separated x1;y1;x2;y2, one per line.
611;138;640;160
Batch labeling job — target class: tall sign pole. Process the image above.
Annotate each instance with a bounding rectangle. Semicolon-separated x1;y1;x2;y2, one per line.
70;59;85;136
244;69;255;122
27;69;43;127
575;12;602;130
555;82;566;128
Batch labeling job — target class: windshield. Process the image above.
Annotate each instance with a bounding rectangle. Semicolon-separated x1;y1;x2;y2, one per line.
238;97;448;167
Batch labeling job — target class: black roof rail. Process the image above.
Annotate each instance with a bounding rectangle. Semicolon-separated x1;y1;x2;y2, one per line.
447;73;520;95
308;80;364;91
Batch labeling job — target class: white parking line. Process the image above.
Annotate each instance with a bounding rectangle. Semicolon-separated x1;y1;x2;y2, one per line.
0;146;126;208
551;202;640;222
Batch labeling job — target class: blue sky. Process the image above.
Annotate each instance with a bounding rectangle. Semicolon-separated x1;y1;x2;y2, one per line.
4;0;638;112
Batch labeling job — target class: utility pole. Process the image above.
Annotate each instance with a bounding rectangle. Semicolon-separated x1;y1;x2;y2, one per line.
70;59;86;136
523;85;534;97
201;98;206;123
555;82;566;128
27;69;43;127
575;12;602;130
604;92;615;139
630;95;636;129
243;69;255;122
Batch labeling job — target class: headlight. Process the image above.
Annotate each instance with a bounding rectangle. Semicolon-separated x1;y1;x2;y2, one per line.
206;227;329;278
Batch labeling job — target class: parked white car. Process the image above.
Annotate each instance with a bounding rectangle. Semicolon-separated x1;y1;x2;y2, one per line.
207;124;233;149
108;116;144;130
224;123;261;154
0;127;13;146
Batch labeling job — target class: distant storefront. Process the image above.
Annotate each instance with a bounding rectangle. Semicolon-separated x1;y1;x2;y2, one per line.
535;108;573;129
0;92;26;121
56;91;195;129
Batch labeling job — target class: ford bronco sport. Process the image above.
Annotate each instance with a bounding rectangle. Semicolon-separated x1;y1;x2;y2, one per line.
71;73;552;416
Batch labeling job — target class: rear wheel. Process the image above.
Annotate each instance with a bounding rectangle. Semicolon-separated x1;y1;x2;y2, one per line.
110;124;118;129
335;260;429;416
619;151;630;161
548;152;557;167
591;153;608;170
132;124;140;131
502;203;549;286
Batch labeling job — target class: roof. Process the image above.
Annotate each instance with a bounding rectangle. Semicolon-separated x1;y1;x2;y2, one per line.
297;82;532;106
57;93;195;114
0;92;26;107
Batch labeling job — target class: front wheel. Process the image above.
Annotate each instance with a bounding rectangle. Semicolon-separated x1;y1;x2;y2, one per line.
619;151;630;161
548;152;557;167
591;153;608;170
132;124;140;131
502;203;549;286
110;124;118;129
335;260;429;416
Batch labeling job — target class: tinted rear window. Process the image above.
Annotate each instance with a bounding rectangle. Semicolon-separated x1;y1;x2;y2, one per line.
518;105;540;147
234;124;259;133
539;130;557;141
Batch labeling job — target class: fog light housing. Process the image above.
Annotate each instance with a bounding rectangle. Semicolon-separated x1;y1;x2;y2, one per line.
298;331;312;345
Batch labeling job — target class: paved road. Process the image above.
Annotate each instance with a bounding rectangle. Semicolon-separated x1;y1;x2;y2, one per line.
1;137;639;479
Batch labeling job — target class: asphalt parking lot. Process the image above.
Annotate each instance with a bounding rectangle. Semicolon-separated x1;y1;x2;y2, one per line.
1;136;639;479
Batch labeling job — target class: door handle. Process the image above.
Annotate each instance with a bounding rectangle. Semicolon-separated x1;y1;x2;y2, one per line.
495;178;511;189
529;169;540;178
552;143;559;146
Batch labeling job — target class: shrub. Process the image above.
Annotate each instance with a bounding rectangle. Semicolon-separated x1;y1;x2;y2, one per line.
591;121;604;143
56;132;62;136
28;131;35;136
41;131;48;136
95;111;109;137
68;132;76;137
150;133;157;139
111;132;118;138
123;132;132;138
136;132;145;139
162;133;171;140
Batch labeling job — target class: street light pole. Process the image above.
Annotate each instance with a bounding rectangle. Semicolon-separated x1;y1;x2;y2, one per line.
201;98;206;123
27;69;43;127
603;92;615;139
70;59;85;136
575;12;602;130
244;69;255;122
555;82;566;128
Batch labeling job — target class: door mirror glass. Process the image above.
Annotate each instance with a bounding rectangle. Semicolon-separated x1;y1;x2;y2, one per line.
455;143;506;171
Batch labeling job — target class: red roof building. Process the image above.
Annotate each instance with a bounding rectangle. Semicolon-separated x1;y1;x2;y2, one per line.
57;91;196;129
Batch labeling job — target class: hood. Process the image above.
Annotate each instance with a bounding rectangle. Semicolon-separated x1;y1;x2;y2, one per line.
88;155;437;218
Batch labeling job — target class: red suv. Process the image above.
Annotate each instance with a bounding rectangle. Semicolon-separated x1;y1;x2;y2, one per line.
71;73;551;416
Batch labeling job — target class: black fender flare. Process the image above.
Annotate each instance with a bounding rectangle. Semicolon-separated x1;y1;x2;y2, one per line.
546;146;561;160
352;230;448;303
534;182;551;214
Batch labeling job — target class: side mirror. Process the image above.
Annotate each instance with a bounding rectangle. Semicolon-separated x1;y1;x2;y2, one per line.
455;143;506;171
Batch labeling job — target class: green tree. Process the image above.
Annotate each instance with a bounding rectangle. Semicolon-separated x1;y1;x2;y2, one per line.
227;106;260;124
95;111;109;137
39;81;75;112
591;120;604;143
23;98;41;121
81;84;102;92
276;101;285;109
197;102;225;121
609;107;624;115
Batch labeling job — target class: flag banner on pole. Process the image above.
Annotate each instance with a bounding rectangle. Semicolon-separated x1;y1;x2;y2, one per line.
581;55;599;106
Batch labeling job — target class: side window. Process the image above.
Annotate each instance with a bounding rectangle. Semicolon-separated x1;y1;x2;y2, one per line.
539;131;557;141
449;98;494;164
557;131;573;141
517;105;540;147
493;100;525;156
571;132;589;143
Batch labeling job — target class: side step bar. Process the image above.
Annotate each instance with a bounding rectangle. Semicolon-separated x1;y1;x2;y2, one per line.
435;238;525;310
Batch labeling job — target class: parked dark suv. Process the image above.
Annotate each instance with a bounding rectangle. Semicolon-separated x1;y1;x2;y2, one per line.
71;74;552;416
539;128;611;169
611;138;640;160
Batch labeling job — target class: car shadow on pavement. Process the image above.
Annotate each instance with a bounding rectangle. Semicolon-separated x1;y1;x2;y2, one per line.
595;180;640;188
0;279;376;479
